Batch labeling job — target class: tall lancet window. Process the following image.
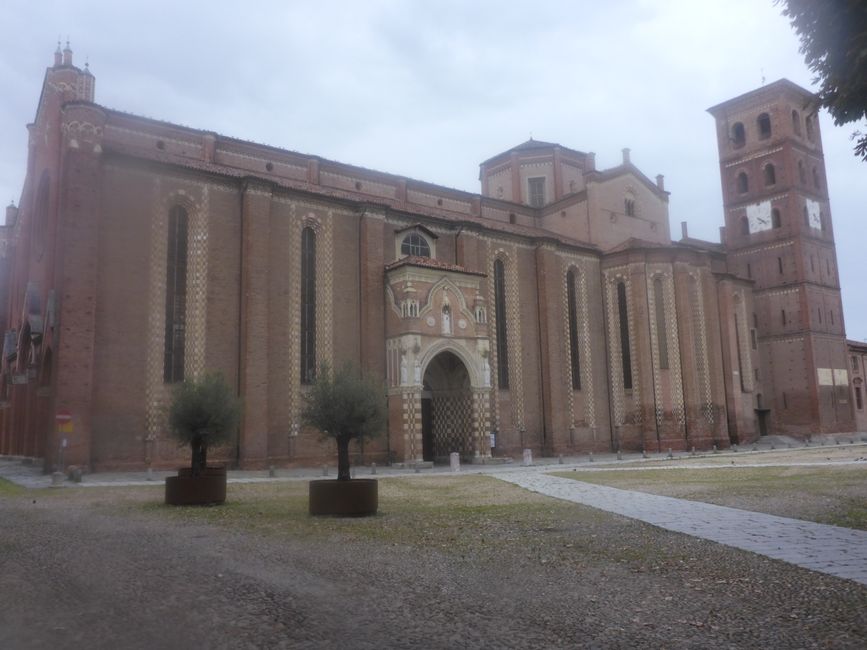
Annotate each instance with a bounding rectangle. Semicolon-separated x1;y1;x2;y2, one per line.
301;227;317;384
493;259;509;389
566;269;581;390
653;277;669;369
617;281;632;389
164;206;188;383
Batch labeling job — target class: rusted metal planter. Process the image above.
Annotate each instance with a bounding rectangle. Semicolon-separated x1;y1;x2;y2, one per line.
308;478;378;517
165;465;227;506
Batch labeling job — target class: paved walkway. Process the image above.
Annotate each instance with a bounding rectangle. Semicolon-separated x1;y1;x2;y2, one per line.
496;471;867;587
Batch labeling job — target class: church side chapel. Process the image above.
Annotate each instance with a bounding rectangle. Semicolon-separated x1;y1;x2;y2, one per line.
0;46;856;472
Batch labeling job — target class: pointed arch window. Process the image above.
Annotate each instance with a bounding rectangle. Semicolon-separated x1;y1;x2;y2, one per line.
493;259;509;389
566;270;581;390
164;206;188;383
617;281;632;389
736;172;749;194
653;277;669;369
301;227;317;384
763;163;776;186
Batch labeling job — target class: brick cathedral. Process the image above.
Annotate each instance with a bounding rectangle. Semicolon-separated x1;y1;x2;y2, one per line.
0;46;859;472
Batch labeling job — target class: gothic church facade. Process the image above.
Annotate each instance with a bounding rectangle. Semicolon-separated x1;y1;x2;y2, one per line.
0;47;857;471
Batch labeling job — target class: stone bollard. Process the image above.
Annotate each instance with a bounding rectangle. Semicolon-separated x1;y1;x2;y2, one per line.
269;465;276;478
322;464;328;477
691;446;696;456
642;450;648;459
732;445;738;453
589;451;595;462
617;449;622;461
70;468;82;483
371;462;377;475
713;444;718;454
450;452;460;473
752;443;757;451
522;449;533;466
50;472;64;487
667;448;674;459
558;454;563;465
147;467;154;481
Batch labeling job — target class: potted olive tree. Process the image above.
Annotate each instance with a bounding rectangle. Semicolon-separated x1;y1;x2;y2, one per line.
164;372;241;506
303;362;385;516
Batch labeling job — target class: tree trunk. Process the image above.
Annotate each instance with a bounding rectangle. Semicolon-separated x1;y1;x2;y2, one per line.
191;433;208;478
336;435;351;481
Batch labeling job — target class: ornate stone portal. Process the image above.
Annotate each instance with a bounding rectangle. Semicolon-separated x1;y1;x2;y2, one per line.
384;257;492;463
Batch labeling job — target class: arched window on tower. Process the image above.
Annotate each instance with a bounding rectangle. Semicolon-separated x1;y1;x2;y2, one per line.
493;259;509;389
617;281;633;390
772;208;782;229
400;232;431;258
812;167;821;190
731;122;745;149
764;163;776;186
798;160;806;184
164;206;188;383
740;216;749;236
792;109;801;136
806;115;815;142
301;227;317;384
737;172;749;194
757;113;772;139
566;269;581;390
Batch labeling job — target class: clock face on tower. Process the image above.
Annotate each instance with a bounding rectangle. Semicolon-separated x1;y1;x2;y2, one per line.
746;201;772;234
806;199;822;230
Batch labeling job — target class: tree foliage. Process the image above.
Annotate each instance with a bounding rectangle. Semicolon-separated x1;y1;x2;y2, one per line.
301;362;385;480
167;372;241;475
779;0;867;159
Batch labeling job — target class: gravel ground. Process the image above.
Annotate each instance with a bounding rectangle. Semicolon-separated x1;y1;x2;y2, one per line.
1;478;866;649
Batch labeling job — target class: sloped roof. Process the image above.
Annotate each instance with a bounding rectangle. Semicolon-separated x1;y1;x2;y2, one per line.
384;255;486;276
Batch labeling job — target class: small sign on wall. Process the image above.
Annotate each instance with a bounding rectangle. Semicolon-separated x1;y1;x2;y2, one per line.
56;410;73;434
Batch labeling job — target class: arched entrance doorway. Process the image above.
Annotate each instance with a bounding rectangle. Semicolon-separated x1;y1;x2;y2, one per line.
421;351;473;462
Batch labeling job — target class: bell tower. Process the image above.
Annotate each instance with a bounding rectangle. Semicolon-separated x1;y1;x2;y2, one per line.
708;80;854;435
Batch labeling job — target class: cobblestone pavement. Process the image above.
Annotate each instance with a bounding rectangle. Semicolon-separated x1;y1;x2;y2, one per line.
496;471;867;587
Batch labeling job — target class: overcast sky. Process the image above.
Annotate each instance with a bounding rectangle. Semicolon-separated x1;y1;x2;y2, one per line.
1;0;865;340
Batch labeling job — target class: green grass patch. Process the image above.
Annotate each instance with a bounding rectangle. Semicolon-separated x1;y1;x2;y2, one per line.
131;475;662;568
551;465;867;530
0;477;24;496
